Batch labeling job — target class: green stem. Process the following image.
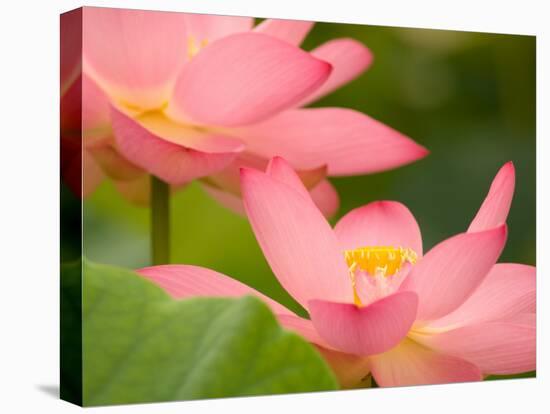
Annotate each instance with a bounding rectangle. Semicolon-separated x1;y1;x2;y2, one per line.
151;176;170;265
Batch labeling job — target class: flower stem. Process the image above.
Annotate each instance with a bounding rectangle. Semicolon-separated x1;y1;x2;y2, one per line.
151;176;170;265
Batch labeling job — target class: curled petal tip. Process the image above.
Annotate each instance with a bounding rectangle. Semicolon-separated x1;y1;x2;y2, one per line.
481;223;508;240
323;61;334;75
341;37;374;65
504;160;515;172
416;144;430;159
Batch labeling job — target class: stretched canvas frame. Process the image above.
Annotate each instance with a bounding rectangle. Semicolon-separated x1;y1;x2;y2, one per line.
60;6;536;407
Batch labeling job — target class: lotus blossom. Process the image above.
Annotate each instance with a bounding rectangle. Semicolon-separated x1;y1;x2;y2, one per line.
137;157;535;387
62;7;428;212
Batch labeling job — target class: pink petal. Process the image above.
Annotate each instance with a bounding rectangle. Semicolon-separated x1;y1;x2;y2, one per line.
468;162;515;232
203;159;338;218
310;179;340;218
82;74;111;140
266;156;315;199
240;168;353;308
236;108;428;175
308;291;419;356
413;315;536;375
426;263;536;330
88;141;144;181
111;107;240;185
400;225;508;322
138;264;327;346
316;347;371;388
207;154;326;198
82;7;187;110
266;157;338;218
369;338;482;387
135;111;245;153
166;32;332;127
139;264;292;316
184;13;253;44
253;18;314;45
63;75;110;144
507;313;536;325
300;38;373;106
276;314;332;348
202;153;269;197
334;200;423;256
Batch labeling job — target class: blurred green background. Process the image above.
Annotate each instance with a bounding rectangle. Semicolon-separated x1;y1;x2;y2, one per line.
81;22;536;331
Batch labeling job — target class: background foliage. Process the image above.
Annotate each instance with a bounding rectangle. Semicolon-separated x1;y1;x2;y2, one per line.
75;22;536;383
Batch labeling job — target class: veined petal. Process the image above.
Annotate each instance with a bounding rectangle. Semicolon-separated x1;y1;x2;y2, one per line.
400;225;508;322
266;157;337;218
426;263;536;330
207;155;325;197
203;179;339;219
266;156;319;200
240;168;353;308
138;265;326;346
253;18;314;45
300;38;373;106
111;107;240;185
334;201;423;256
82;7;187;110
139;264;293;316
369;338;482;387
411;315;536;375
236;108;428;175
308;291;418;356
468;162;515;233
184;13;253;44
166;32;332;126
203;159;338;218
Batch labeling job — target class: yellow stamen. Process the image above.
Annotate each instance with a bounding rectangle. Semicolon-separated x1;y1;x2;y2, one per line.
345;246;417;307
347;262;362;306
187;36;209;60
345;246;418;277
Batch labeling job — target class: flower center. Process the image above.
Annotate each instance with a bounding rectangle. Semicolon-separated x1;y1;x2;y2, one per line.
344;246;418;306
187;36;209;60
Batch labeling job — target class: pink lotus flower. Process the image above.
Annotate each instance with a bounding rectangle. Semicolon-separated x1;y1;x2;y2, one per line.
68;7;428;212
138;157;535;387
